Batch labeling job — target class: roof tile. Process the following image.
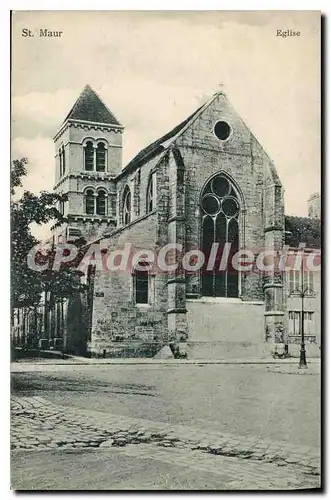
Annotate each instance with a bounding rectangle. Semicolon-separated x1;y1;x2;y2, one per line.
64;85;121;126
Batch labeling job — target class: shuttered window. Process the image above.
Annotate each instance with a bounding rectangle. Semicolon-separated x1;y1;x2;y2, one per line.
85;141;94;171
96;143;106;172
85;189;95;214
96;191;106;216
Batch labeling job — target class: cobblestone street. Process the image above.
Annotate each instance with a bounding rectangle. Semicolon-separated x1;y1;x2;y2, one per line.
11;362;321;490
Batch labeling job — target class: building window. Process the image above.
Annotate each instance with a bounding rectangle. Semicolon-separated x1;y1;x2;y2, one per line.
288;269;314;294
288;311;300;335
85;189;95;215
288;270;300;294
96;190;106;216
62;146;66;174
96;143;106;172
83;140;108;172
59;200;64;215
134;262;149;304
304;312;314;335
123;186;131;225
214;121;231;141
85;141;94;171
304;270;314;293
134;168;141;217
146;174;154;213
200;173;240;298
288;311;314;336
59;149;63;177
66;227;82;242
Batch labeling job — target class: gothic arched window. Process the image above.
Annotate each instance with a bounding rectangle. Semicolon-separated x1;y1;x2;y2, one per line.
146;174;154;213
134;261;149;304
123;186;131;225
85;189;95;215
200;174;240;298
85;141;94;171
96;190;106;216
96;143;106;172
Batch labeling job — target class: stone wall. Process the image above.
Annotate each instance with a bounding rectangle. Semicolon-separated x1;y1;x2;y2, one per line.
116;154;162;227
89;163;170;356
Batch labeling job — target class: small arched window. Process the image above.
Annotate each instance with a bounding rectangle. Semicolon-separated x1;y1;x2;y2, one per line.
85;141;94;171
123;186;131;225
146;174;154;213
85;189;95;215
96;143;106;172
96;190;106;216
59;200;64;215
134;262;149;304
59;149;63;177
62;146;66;175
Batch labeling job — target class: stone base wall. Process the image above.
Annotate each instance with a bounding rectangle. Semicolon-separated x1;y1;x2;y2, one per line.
88;305;168;356
186;299;265;344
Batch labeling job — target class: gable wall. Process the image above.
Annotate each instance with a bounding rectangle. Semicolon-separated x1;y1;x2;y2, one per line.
175;93;283;301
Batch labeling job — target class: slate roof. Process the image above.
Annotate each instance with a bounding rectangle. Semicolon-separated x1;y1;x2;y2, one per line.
64;85;122;126
121;103;205;175
285;215;321;249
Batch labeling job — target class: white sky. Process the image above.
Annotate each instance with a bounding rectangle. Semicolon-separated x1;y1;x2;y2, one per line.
11;10;320;239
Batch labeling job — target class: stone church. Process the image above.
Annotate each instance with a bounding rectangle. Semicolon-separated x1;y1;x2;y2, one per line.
52;85;320;359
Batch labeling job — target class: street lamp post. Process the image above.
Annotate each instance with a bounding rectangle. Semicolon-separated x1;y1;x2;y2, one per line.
299;275;308;369
285;228;316;368
288;252;313;369
296;256;313;369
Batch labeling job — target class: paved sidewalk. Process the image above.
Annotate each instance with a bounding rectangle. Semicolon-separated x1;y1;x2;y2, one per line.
11;357;321;370
11;395;320;490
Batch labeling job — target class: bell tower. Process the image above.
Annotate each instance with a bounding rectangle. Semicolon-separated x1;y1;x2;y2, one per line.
53;85;123;243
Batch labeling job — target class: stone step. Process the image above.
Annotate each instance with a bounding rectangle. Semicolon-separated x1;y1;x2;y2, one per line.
89;341;163;358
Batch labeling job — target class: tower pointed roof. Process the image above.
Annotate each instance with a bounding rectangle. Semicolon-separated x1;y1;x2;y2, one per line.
64;85;122;126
